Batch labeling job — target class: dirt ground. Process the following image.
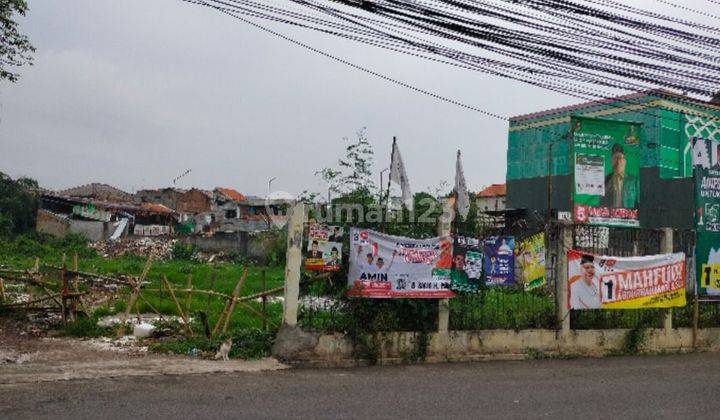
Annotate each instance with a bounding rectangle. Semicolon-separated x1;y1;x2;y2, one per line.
0;317;287;385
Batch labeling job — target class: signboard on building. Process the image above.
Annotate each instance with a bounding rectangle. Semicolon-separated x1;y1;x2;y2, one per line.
687;115;720;296
571;116;641;227
483;236;515;286
347;228;455;298
568;250;686;309
304;225;343;272
516;233;546;291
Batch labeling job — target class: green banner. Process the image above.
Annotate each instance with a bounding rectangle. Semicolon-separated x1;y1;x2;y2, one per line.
571;116;641;227
688;115;720;296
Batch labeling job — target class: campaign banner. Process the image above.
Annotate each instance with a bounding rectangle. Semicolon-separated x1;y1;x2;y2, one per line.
483;236;515;286
347;228;455;298
516;233;546;291
689;117;720;295
568;250;686;310
451;236;483;293
305;225;343;271
571;116;641;228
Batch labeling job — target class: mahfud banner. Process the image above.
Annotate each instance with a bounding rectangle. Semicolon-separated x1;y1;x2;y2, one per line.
347;228;455;298
567;250;686;310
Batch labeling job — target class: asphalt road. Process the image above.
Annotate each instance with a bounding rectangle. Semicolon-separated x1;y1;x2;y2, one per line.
2;353;719;419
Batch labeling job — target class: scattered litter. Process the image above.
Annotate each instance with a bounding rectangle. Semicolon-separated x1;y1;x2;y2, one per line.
97;313;189;328
85;336;148;356
300;296;341;311
133;322;156;338
0;350;34;365
90;238;177;261
187;348;201;357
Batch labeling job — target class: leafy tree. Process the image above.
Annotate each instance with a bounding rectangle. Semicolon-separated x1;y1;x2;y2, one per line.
0;171;39;238
317;127;376;199
1;0;35;83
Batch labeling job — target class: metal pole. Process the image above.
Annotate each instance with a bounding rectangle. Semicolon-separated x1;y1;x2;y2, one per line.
268;177;277;195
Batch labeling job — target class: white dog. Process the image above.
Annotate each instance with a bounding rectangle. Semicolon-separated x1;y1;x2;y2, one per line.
214;338;232;361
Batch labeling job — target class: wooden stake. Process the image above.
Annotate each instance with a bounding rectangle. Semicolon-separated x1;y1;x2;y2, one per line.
185;274;193;315
117;255;154;337
212;269;248;337
0;277;5;302
72;253;79;292
261;270;267;331
222;269;249;334
207;270;216;307
162;275;192;336
33;257;40;274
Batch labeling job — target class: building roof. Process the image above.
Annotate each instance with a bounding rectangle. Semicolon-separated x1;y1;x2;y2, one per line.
139;203;174;215
478;184;506;198
216;187;246;202
509;89;720;123
58;183;133;202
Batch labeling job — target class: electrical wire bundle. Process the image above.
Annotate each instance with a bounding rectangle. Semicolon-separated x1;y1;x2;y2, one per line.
183;0;720;118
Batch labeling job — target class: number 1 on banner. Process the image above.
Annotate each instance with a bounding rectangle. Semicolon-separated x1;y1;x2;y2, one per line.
701;264;720;292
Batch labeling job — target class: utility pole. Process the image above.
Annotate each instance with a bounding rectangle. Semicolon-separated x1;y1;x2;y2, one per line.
268;177;277;195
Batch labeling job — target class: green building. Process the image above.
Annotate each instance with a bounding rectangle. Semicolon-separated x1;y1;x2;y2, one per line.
506;90;720;229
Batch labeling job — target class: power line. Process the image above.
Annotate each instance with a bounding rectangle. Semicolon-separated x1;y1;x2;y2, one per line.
187;0;510;120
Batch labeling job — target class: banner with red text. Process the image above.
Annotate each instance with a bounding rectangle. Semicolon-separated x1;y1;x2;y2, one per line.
568;250;686;309
347;228;455;298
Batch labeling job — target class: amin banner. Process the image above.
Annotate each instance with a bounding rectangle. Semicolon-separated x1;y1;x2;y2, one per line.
347;228;455;298
571;116;641;227
687;115;720;296
568;250;686;310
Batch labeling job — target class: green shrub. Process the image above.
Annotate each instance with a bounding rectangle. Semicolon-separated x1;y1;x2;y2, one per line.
59;316;113;338
171;242;196;260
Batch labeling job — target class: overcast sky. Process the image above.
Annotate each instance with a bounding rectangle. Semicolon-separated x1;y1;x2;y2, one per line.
0;0;709;197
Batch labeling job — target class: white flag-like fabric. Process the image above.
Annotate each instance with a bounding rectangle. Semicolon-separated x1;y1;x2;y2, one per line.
389;141;413;209
455;150;470;219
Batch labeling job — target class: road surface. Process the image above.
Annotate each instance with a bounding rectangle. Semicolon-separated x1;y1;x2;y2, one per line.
2;352;719;419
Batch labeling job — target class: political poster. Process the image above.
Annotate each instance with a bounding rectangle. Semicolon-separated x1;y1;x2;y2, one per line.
451;236;483;293
347;228;455;298
567;250;686;310
571;116;641;228
687;115;720;296
305;225;344;272
483;236;515;286
515;233;546;291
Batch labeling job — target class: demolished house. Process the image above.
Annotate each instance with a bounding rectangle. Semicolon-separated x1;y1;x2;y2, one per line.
37;185;176;241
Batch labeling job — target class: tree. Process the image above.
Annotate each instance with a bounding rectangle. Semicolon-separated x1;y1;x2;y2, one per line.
317;127;376;199
0;171;39;238
1;0;35;83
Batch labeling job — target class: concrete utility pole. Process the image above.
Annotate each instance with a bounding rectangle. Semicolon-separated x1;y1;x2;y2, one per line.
282;202;305;326
661;228;673;332
436;198;454;333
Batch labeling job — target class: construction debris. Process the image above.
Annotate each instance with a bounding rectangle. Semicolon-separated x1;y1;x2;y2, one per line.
90;237;177;261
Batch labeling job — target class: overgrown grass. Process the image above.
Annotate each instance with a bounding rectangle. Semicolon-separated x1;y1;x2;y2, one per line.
58;315;113;338
148;328;275;359
0;233;285;333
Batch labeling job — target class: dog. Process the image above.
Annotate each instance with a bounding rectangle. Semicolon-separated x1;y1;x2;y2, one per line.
214;338;232;361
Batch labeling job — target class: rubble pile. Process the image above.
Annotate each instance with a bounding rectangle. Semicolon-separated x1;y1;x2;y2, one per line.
90;238;177;261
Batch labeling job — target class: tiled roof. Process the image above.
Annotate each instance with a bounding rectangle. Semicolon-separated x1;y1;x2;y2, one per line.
216;187;246;202
477;184;506;198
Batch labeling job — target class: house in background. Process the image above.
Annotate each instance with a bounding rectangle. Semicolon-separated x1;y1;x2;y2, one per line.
58;183;133;203
477;184;506;212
